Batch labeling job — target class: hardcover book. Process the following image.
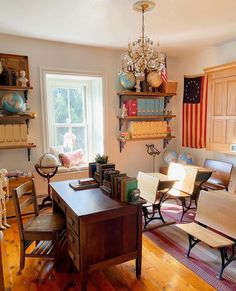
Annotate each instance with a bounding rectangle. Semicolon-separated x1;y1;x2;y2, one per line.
69;179;99;191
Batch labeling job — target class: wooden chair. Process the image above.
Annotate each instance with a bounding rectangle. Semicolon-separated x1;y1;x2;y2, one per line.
12;179;66;270
201;159;233;191
165;163;199;221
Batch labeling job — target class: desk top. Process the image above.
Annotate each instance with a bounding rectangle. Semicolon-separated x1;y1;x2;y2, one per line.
50;180;132;218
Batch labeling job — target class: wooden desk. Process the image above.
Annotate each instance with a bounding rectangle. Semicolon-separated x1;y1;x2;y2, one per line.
141;173;177;229
50;180;142;291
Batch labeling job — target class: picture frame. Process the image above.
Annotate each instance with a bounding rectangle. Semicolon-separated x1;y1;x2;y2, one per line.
0;53;30;87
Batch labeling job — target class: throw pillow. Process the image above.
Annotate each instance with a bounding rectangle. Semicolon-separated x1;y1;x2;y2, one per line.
59;150;85;168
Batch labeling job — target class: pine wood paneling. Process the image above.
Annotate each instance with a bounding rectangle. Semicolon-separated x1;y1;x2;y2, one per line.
2;219;214;291
213;80;227;116
205;61;236;153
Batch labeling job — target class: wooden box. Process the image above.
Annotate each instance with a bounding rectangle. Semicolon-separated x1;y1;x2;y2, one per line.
159;81;177;94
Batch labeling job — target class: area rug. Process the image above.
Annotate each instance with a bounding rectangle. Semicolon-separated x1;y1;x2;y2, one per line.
145;202;236;291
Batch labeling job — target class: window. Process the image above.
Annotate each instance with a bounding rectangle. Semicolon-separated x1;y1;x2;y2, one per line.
41;72;104;164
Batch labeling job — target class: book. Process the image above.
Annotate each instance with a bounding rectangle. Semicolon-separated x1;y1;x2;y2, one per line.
78;177;97;185
121;178;138;202
69;179;99;191
111;173;127;198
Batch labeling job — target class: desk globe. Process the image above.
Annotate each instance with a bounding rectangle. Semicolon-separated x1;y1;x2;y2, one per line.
35;153;59;209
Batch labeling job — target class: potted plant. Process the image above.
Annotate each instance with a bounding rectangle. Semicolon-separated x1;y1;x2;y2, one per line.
95;153;108;171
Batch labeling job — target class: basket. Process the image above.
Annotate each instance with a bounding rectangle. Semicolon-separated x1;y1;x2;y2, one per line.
159;81;177;94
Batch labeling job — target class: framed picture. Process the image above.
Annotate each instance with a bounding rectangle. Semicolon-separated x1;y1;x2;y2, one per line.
0;53;30;87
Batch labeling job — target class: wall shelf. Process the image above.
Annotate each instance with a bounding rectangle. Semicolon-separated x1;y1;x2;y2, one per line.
0;112;36;132
117;91;176;152
0;86;33;103
118;136;175;152
0;143;36;161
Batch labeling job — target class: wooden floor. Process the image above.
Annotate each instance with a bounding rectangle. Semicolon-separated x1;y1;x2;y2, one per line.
2;217;215;291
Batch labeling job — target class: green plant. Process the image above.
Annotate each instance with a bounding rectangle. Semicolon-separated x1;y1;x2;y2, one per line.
95;153;108;164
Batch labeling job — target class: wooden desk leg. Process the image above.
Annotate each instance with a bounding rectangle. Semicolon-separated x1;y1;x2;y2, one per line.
80;220;88;291
136;204;142;279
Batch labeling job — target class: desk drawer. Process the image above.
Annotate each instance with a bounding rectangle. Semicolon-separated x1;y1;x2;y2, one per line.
68;244;80;271
67;224;80;254
53;193;67;214
66;208;79;235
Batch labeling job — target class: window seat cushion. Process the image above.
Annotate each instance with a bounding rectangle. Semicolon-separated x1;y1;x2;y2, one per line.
57;164;88;174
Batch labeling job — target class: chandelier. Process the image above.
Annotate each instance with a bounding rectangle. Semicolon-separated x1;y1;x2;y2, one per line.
120;0;166;79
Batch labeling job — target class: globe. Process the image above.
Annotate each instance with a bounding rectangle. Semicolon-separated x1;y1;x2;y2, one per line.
2;92;25;113
163;150;178;164
37;153;59;174
178;153;193;165
119;72;135;90
146;71;163;88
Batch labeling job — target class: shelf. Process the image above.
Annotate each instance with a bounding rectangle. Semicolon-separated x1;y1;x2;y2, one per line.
0;112;36;123
118;136;175;152
0;86;33;91
0;112;37;133
0;143;36;161
117;115;176;120
117;91;176;97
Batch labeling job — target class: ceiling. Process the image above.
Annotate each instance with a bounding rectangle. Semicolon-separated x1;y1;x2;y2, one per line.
1;0;236;56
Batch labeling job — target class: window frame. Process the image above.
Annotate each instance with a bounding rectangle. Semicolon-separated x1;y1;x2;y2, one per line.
40;68;108;163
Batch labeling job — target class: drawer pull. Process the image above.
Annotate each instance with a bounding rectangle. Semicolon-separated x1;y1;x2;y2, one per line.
68;250;75;261
68;234;74;244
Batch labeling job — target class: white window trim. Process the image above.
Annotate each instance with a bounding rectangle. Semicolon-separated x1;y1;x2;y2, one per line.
39;67;109;158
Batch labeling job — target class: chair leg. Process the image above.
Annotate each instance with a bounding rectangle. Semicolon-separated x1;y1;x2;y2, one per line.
20;241;25;270
53;232;60;272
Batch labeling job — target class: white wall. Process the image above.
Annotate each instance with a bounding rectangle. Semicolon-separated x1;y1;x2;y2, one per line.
0;34;177;178
170;40;236;191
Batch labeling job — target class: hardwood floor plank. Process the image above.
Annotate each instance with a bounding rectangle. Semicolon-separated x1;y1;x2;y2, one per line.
2;219;215;291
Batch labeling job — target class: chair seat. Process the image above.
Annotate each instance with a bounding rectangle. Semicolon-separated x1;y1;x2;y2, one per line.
167;188;191;198
24;213;65;233
201;181;226;191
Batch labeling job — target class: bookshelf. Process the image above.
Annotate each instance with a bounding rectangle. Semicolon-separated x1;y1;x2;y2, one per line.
117;91;176;152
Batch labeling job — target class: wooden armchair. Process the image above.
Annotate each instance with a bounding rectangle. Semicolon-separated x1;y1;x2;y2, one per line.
201;159;233;191
12;179;66;270
165;163;198;221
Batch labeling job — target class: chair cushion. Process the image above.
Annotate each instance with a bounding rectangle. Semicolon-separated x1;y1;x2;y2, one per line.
24;213;65;233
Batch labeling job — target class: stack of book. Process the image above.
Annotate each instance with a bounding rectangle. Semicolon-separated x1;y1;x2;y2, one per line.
69;178;99;190
128;121;168;139
123;98;166;116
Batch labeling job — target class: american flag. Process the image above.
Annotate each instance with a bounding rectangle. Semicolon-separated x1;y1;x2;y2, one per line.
182;75;208;148
161;56;168;84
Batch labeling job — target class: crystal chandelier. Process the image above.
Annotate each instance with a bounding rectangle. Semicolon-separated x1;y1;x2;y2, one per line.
120;0;166;78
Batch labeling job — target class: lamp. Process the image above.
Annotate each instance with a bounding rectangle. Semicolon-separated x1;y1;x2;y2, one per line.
120;1;166;80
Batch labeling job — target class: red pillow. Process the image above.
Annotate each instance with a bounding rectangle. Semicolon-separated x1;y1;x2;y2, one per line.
59;150;85;168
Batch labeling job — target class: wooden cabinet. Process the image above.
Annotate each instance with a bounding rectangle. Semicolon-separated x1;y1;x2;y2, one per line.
0;86;36;160
117;91;176;152
205;62;236;154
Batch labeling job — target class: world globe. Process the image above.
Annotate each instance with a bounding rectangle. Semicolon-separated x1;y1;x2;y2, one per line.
119;72;136;90
2;92;25;113
163;150;178;164
37;153;59;174
178;153;193;165
146;71;162;88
